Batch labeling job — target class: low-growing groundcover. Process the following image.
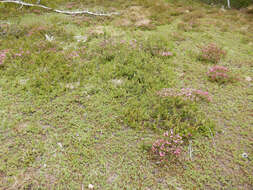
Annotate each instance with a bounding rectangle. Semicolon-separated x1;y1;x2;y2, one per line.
0;0;253;189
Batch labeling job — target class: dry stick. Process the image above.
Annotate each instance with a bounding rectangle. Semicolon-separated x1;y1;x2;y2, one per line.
208;127;216;147
227;0;231;8
188;140;193;161
0;0;119;16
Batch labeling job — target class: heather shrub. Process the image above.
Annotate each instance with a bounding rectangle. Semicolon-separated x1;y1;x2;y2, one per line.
157;88;212;102
199;43;226;63
0;49;8;66
151;130;184;161
207;66;238;83
179;88;212;102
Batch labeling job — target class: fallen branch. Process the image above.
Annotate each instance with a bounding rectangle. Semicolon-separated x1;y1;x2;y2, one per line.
0;0;119;16
208;127;216;147
188;140;193;161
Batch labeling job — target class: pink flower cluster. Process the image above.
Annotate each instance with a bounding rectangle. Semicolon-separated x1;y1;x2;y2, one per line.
0;49;8;65
179;88;212;102
209;65;228;72
161;51;173;57
157;88;212;102
200;43;226;63
152;130;184;159
207;66;234;83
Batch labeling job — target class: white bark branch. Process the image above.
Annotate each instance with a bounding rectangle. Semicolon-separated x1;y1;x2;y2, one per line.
0;0;119;16
227;0;231;8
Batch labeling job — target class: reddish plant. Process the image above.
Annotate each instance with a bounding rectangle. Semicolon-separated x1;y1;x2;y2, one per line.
160;51;173;57
0;49;8;66
179;88;212;102
152;130;184;160
199;43;226;63
207;66;237;83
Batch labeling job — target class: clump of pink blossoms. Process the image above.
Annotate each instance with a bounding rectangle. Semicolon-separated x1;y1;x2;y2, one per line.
199;43;226;63
207;66;237;83
152;130;184;160
161;51;173;57
179;88;212;102
0;49;8;66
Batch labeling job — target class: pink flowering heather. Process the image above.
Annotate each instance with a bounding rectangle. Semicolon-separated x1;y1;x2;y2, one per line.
0;49;9;66
199;43;226;63
179;88;212;102
207;66;237;83
161;51;173;57
208;65;228;72
152;130;184;160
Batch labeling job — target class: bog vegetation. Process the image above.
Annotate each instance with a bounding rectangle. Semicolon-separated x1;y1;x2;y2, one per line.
0;0;252;189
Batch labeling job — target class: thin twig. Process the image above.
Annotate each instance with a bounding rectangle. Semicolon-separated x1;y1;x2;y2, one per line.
18;3;23;9
188;140;193;161
208;127;216;147
0;0;119;16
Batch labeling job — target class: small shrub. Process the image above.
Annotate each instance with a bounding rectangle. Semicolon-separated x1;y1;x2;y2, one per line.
152;130;184;160
179;88;212;102
124;95;214;137
0;49;8;66
160;51;173;57
207;66;237;83
157;88;212;102
199;43;226;63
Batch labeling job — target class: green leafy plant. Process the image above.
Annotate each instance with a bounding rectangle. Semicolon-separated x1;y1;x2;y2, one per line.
123;96;214;137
